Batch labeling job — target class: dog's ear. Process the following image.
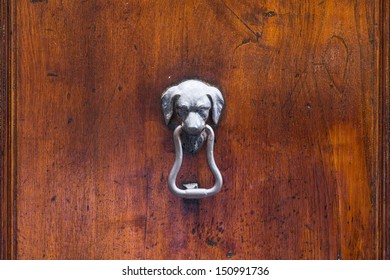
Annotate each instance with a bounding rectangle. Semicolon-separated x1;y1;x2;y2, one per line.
161;86;180;125
207;86;224;124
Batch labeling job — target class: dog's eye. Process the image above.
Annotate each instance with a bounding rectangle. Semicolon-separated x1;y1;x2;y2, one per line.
177;106;189;117
197;107;209;118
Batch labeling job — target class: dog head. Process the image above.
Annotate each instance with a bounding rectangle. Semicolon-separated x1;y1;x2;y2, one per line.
161;80;224;135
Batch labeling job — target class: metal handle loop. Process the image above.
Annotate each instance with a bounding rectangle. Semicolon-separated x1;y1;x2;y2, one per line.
168;125;223;199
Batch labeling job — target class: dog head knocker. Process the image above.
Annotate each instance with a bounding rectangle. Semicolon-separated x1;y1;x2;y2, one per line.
161;80;224;153
161;79;225;198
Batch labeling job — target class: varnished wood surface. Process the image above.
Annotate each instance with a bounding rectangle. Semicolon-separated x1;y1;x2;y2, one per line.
1;0;389;259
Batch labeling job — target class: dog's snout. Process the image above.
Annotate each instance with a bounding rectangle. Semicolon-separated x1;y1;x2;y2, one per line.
183;112;205;135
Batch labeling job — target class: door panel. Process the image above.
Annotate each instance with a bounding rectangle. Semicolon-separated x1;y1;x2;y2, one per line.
1;0;389;259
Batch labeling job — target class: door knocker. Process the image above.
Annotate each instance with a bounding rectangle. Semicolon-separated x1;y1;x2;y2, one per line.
161;80;224;199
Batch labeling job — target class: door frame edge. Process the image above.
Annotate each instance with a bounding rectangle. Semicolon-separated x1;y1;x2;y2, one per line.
0;0;17;260
379;0;390;260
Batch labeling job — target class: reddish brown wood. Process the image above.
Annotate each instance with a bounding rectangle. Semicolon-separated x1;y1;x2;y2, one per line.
1;0;389;259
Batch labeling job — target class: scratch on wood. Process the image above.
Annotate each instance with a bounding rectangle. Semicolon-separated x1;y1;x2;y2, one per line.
220;0;262;40
322;35;349;94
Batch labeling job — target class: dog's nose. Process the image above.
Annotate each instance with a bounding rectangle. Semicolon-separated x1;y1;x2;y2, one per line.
183;113;204;135
183;125;203;135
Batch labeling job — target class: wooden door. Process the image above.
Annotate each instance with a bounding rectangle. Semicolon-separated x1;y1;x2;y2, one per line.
1;0;389;259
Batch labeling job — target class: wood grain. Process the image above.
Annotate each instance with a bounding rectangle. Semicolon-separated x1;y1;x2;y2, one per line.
1;0;389;259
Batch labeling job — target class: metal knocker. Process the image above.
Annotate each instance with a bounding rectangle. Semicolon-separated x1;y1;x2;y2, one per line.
161;80;224;199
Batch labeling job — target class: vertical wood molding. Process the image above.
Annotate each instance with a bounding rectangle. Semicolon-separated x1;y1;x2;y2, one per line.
380;0;390;260
0;0;16;260
0;0;10;260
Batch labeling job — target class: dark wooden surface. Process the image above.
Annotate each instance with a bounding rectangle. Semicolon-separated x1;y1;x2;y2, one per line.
1;0;17;260
379;0;389;260
1;0;389;259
